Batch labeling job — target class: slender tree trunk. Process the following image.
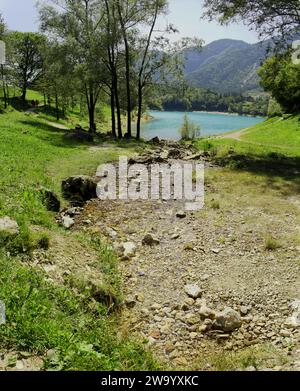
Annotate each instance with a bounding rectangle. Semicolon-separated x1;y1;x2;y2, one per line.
1;65;7;109
117;2;132;138
88;104;96;133
123;36;132;138
113;74;122;139
85;88;97;133
136;2;160;140
110;84;116;138
136;81;143;140
55;93;59;121
21;85;27;103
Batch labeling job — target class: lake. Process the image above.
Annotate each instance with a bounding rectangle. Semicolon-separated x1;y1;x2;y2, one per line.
141;111;264;141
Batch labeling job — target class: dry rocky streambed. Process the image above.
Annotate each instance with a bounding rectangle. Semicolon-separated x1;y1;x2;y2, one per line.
2;139;299;371
58;140;300;371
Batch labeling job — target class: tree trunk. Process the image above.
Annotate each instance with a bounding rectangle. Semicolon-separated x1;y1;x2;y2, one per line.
86;91;97;133
110;84;116;138
21;85;27;103
117;2;132;138
1;65;7;109
123;36;132;138
55;93;59;121
136;81;143;140
88;105;96;133
113;74;122;139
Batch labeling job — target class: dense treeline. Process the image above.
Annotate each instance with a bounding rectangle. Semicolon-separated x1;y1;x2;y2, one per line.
150;84;269;116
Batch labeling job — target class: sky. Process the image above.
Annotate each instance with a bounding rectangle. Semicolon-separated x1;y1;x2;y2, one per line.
0;0;259;45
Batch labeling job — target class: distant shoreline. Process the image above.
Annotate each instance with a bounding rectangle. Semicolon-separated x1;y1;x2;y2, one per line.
193;110;238;116
149;110;264;119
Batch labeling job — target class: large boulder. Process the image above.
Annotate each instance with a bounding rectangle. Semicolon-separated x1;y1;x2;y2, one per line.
62;175;97;205
214;307;242;332
37;187;60;212
0;216;19;238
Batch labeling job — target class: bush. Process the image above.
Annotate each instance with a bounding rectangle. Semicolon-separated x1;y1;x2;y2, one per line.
179;114;201;141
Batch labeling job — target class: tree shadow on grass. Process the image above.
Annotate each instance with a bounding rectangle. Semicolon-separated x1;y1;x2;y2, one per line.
20;119;96;149
216;152;300;195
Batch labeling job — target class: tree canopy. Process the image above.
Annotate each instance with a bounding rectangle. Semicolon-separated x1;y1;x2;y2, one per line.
258;52;300;113
203;0;300;40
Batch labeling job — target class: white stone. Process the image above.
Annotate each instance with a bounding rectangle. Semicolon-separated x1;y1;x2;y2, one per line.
0;217;19;236
184;284;202;299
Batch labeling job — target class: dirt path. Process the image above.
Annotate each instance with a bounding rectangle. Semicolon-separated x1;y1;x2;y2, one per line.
26;107;69;130
73;145;300;370
220;128;249;141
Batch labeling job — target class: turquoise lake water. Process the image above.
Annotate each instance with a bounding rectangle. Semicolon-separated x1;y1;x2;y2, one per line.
141;111;264;141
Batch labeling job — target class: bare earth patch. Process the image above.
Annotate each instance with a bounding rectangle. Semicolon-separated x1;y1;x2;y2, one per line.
70;150;300;371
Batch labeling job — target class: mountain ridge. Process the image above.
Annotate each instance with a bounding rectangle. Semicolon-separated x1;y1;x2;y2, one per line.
184;38;271;94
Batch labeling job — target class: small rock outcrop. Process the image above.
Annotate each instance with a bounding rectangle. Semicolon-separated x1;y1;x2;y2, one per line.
142;234;160;246
214;307;242;332
0;216;19;238
62;175;97;205
37;187;60;212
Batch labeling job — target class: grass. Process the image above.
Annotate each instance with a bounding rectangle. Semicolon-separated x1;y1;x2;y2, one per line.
194;345;289;371
0;98;157;370
196;114;300;158
0;250;158;371
265;237;282;251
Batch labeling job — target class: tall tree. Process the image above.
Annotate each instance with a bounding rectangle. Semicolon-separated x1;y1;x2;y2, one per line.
103;0;123;138
6;32;45;102
135;0;168;139
203;0;300;40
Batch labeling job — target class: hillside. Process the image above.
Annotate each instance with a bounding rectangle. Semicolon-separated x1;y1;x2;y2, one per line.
185;39;270;94
196;114;300;158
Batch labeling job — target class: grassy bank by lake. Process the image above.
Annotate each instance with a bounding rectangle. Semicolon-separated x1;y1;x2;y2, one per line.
196;114;300;158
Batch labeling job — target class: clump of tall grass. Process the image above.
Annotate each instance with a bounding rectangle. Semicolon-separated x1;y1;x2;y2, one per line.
179;114;201;141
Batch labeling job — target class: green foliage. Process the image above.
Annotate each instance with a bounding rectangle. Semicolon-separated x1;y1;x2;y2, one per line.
267;98;283;117
258;52;300;113
179;114;201;140
203;0;300;40
0;13;5;38
0;109;157;370
4;32;46;101
0;253;158;370
196;114;300;158
184;40;269;95
152;83;269;116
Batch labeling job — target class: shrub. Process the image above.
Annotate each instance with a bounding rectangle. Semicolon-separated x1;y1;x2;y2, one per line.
265;237;281;251
179;114;201;141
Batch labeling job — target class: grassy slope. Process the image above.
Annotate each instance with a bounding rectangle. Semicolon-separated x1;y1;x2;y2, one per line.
0;102;157;370
197;114;300;158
